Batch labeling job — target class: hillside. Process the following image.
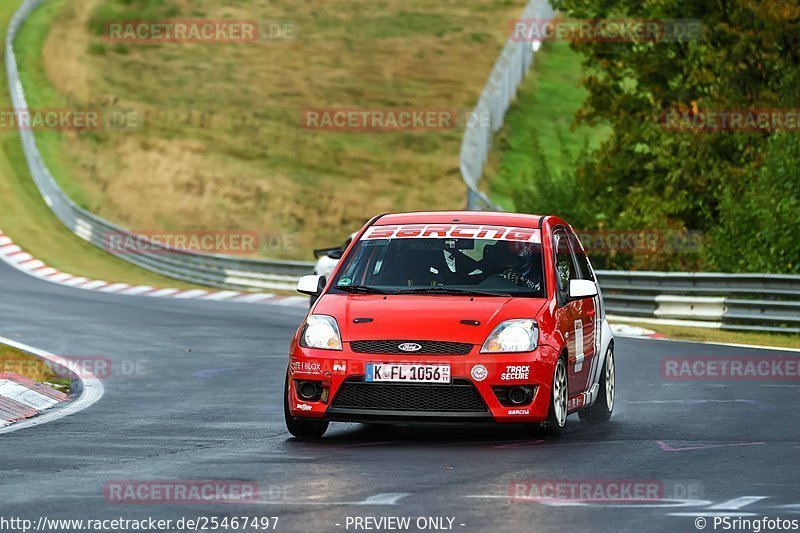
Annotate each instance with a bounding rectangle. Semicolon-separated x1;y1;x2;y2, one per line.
18;0;528;260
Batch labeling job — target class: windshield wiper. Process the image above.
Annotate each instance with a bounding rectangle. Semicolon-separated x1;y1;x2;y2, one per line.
394;287;511;297
336;285;391;295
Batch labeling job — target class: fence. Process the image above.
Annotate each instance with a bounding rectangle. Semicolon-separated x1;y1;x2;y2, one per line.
460;0;555;210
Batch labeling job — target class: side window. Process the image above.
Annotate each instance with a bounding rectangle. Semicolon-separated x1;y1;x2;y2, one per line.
568;232;595;281
553;230;577;294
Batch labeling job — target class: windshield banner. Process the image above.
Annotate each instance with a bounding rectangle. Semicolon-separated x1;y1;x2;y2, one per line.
363;225;541;243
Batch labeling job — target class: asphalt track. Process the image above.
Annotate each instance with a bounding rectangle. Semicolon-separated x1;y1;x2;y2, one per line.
1;257;799;533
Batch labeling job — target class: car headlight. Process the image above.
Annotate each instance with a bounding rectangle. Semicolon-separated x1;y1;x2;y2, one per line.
299;315;342;350
481;319;539;353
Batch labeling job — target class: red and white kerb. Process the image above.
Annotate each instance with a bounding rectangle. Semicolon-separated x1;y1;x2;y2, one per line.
363;225;541;243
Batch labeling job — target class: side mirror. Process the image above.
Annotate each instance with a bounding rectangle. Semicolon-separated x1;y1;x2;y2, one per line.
313;246;343;259
568;279;597;299
297;275;325;297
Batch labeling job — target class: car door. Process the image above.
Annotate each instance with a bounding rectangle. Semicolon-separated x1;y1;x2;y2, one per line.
566;231;598;397
551;228;589;400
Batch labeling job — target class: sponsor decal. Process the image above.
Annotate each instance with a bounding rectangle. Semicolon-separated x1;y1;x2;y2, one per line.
296;403;312;411
573;320;585;372
333;360;347;374
501;365;530;381
363;224;541;243
290;360;322;374
471;364;488;382
568;396;586;410
398;342;422;352
508;409;530;415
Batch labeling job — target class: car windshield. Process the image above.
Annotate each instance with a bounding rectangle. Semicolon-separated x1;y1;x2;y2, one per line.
331;226;545;297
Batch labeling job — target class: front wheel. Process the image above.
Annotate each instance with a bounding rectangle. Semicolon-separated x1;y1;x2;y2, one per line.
543;357;568;436
284;371;329;440
579;345;615;422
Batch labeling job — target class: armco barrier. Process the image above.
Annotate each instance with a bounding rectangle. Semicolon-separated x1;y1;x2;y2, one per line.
5;0;313;291
460;0;555;210
598;271;800;333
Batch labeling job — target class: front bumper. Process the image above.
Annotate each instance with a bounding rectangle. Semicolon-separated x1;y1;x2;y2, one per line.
287;343;560;424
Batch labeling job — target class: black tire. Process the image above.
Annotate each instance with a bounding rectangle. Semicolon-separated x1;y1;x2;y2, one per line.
284;371;328;440
579;345;615;423
543;356;568;436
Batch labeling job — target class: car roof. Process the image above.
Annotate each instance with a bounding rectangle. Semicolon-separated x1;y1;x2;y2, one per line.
374;211;546;229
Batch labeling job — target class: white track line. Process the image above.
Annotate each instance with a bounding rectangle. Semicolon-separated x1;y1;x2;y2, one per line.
641;336;800;354
235;293;276;303
0;336;104;435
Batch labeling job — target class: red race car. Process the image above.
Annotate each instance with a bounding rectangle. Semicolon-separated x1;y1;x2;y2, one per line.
285;211;615;439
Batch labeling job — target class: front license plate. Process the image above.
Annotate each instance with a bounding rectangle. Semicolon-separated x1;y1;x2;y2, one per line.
365;363;451;384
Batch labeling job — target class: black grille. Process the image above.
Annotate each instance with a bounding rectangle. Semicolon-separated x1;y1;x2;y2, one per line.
350;340;473;355
331;378;487;412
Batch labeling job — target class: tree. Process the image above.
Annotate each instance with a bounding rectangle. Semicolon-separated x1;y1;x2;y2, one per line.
534;0;800;272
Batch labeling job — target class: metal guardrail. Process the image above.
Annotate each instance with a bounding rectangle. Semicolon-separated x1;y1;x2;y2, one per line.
460;0;554;210
597;271;800;333
5;0;314;291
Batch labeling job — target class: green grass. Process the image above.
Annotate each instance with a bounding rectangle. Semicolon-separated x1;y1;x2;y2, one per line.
0;343;71;393
0;0;203;290
487;41;611;210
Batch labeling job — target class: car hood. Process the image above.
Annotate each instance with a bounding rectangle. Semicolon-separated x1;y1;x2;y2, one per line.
312;294;548;345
